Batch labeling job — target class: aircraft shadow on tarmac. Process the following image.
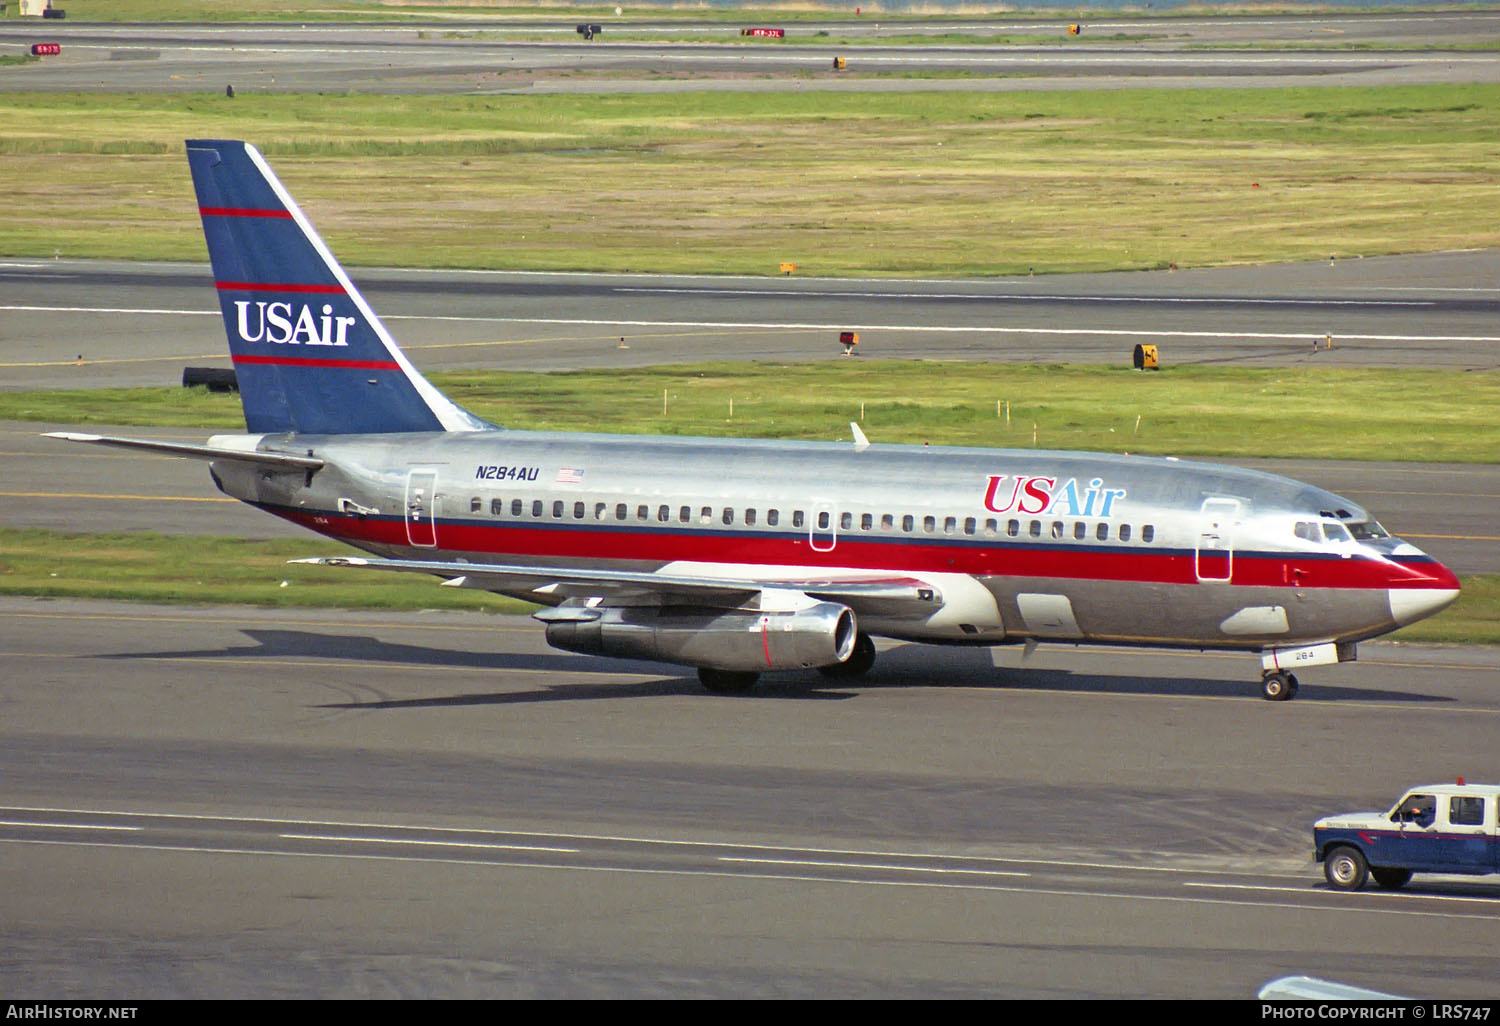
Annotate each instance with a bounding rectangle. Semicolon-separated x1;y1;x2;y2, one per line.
101;628;1453;708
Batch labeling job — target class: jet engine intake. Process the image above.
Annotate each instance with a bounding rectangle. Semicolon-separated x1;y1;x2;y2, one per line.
544;602;857;672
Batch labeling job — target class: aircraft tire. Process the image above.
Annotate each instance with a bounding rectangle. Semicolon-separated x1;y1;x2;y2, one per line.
1261;671;1296;701
1323;846;1369;891
1371;867;1412;890
817;632;876;679
697;667;758;693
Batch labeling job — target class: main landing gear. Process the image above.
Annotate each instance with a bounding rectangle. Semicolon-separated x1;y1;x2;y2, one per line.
697;668;759;693
1261;671;1299;702
817;632;876;680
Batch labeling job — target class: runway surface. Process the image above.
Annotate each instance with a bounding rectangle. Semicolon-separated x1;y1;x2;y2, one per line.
2;596;1498;997
6;251;1500;392
2;11;1499;94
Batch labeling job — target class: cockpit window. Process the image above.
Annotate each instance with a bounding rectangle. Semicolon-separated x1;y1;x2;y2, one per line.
1322;522;1352;543
1294;521;1320;543
1347;521;1389;541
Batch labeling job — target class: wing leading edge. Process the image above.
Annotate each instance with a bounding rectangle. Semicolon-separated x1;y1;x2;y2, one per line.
290;555;942;617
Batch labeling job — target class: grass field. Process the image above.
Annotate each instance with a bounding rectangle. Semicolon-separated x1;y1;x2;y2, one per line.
2;86;1497;275
0;528;530;613
6;363;1500;464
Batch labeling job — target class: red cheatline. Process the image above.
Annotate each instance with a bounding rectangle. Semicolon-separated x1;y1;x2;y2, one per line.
199;206;292;219
266;506;1452;592
215;281;345;294
232;354;399;370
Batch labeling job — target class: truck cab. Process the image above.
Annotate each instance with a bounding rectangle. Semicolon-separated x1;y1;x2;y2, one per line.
1314;781;1500;890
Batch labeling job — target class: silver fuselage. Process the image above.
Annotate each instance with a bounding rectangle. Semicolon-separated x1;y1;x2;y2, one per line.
209;428;1459;651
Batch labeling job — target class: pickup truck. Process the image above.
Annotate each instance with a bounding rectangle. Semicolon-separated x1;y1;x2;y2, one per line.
1314;781;1500;890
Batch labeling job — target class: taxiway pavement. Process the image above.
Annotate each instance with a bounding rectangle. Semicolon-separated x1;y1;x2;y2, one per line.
2;597;1498;998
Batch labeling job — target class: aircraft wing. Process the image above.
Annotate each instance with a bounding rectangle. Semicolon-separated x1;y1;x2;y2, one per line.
291;556;941;616
44;432;324;471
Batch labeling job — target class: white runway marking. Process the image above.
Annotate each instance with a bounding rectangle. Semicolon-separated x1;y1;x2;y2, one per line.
9;303;1491;345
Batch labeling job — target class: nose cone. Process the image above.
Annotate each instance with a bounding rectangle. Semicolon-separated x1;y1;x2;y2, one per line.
1387;550;1461;627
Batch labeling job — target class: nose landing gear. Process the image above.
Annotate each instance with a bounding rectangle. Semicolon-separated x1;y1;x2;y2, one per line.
1261;671;1299;701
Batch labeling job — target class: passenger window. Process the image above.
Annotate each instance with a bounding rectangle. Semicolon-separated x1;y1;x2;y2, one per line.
491;498;503;516
1051;521;1063;539
1142;525;1154;543
1074;522;1086;540
574;502;585;519
964;517;976;536
722;508;734;526
636;505;648;521
983;519;997;536
1451;796;1485;826
840;512;852;530
700;506;713;524
1029;520;1041;538
552;500;564;518
658;505;670;522
923;516;936;533
793;511;805;529
1097;523;1108;541
902;514;914;532
943;516;956;535
746;508;757;526
861;513;873;531
1007;519;1020;537
1118;524;1131;542
881;514;895;531
512;499;523;517
767;509;779;527
818;511;831;530
617;503;629;521
533;500;544;517
679;506;691;523
470;497;481;514
594;502;607;520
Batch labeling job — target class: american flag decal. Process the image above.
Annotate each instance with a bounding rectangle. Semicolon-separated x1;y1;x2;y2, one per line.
556;467;585;484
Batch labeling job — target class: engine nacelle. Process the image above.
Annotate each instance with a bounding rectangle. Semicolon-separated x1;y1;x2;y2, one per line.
543;602;857;672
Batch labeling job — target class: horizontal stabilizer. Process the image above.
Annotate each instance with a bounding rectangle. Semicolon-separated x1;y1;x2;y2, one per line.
44;432;324;471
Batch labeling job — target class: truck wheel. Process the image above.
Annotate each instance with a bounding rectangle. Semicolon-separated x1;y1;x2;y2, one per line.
1324;846;1369;891
1371;867;1412;890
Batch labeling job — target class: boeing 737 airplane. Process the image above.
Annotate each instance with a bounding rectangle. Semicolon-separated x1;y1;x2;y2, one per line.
49;140;1461;700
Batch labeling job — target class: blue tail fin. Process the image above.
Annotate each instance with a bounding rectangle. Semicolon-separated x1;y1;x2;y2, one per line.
186;139;490;436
